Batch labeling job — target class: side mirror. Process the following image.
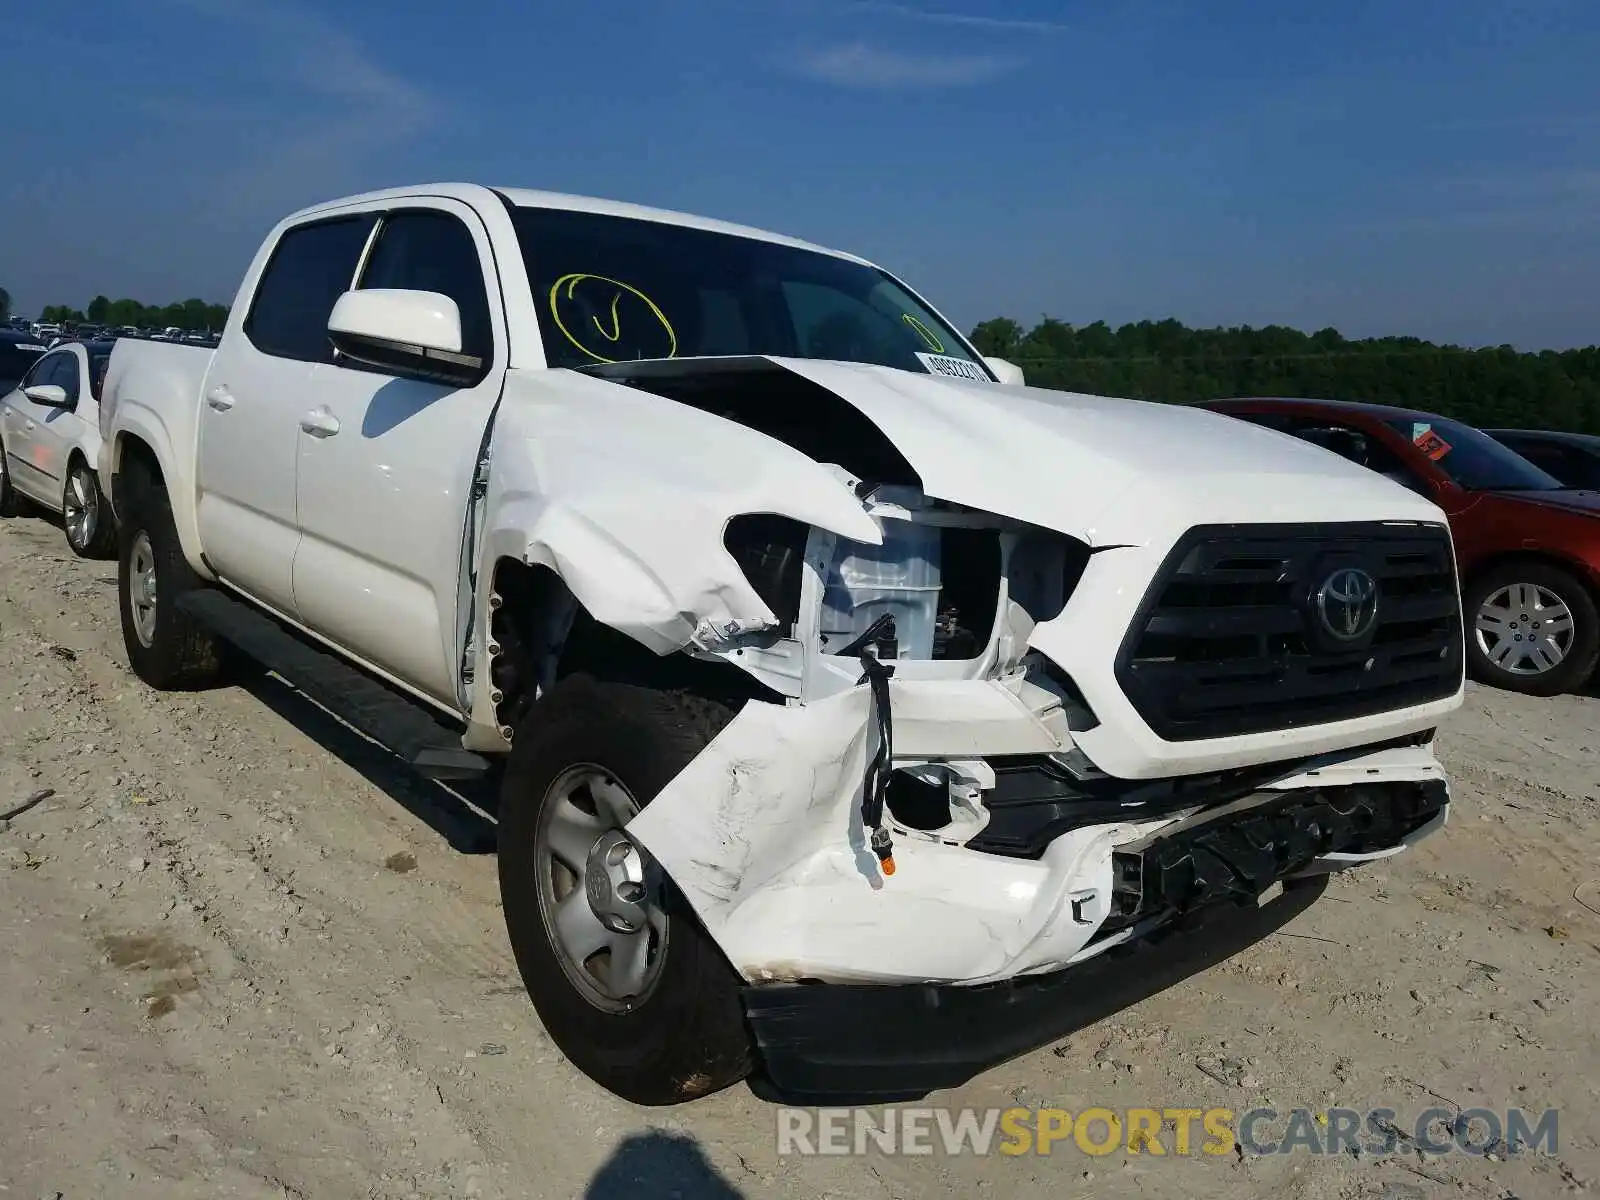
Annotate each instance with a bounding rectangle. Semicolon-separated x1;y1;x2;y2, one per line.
983;356;1025;386
23;384;72;408
327;289;477;381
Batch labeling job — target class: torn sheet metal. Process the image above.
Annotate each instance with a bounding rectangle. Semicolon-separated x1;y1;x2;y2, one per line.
627;697;1461;987
624;687;1146;985
480;367;881;655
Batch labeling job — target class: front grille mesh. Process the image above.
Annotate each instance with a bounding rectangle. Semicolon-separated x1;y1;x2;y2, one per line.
1116;523;1463;741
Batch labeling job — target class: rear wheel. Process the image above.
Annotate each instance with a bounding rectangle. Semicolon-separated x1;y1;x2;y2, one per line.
63;458;115;558
1464;562;1600;696
117;481;223;690
497;675;751;1105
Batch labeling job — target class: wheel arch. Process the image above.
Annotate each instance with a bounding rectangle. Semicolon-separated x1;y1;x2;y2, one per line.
1462;548;1600;607
478;556;780;747
107;430;214;581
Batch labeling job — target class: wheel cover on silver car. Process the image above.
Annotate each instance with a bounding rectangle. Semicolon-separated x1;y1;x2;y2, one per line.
534;764;668;1012
1475;583;1575;675
63;468;96;550
128;531;158;648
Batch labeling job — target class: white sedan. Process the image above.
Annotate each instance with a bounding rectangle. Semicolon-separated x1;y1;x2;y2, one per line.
0;339;116;557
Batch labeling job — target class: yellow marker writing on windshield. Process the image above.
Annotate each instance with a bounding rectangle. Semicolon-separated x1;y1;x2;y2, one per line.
902;313;944;353
549;273;677;364
593;292;623;342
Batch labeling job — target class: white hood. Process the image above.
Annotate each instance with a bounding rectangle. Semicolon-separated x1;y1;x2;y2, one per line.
770;358;1447;546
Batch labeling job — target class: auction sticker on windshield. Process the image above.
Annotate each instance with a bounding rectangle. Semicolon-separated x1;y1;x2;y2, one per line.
916;352;991;382
1411;422;1452;461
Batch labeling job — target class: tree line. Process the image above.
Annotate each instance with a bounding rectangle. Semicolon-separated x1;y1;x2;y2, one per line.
31;294;232;333
968;317;1600;435
5;282;1599;433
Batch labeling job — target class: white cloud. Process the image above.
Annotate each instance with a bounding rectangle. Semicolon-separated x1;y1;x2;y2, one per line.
789;42;1021;88
845;2;1070;34
158;0;440;215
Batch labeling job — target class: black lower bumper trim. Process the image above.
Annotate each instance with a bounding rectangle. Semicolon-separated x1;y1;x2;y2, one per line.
745;872;1328;1105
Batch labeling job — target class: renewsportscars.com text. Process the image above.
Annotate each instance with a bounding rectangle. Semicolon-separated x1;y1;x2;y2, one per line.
775;1105;1559;1158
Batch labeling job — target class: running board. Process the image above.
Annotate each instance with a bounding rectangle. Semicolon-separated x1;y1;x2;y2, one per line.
177;589;490;781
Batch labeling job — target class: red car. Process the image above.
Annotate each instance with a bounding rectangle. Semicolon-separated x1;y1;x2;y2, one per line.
1203;397;1600;697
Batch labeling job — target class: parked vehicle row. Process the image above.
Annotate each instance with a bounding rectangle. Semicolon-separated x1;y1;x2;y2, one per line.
3;185;1588;1108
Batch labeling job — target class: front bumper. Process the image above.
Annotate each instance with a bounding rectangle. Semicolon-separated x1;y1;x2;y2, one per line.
742;773;1447;1103
626;686;1450;988
748;872;1330;1104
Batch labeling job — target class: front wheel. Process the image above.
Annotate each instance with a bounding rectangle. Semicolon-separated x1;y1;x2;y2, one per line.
63;459;115;558
497;675;751;1105
1464;562;1600;696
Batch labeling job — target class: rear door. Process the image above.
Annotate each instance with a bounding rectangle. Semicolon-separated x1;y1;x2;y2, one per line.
196;214;377;615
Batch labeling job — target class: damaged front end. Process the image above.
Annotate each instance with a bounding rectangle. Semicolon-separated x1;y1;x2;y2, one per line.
622;471;1449;1098
477;356;1456;1101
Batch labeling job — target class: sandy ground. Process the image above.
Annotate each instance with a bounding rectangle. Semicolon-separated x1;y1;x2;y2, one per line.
2;508;1599;1200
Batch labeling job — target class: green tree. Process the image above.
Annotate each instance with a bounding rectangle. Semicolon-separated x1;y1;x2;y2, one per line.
969;317;1024;358
968;314;1600;435
86;295;111;323
0;286;10;320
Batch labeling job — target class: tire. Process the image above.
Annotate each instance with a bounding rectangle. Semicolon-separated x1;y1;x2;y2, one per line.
117;480;223;690
0;439;21;518
63;457;115;559
1463;561;1600;696
497;674;751;1104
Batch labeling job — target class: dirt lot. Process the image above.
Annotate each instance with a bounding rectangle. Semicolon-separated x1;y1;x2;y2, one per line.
2;510;1598;1200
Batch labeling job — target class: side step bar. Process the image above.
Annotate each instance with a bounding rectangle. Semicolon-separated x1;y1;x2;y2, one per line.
178;589;491;781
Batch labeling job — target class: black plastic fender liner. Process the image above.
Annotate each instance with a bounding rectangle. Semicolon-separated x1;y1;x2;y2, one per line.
744;873;1328;1106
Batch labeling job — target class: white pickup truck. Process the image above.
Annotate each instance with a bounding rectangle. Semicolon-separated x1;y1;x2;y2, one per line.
98;183;1464;1106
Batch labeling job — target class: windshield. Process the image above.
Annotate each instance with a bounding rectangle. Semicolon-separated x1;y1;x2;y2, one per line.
1384;416;1565;491
509;205;990;379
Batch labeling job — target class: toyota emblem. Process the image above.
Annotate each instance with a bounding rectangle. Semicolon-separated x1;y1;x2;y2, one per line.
1315;567;1380;641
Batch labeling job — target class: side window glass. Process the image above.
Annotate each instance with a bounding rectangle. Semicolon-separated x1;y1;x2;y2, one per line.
356;211;493;366
52;353;81;399
244;217;376;364
89;353;111;399
20;353;57;390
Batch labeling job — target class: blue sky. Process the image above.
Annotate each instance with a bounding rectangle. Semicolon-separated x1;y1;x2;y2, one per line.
7;0;1600;348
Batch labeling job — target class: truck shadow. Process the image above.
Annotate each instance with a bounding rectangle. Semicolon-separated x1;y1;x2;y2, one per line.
584;1131;745;1200
238;668;500;855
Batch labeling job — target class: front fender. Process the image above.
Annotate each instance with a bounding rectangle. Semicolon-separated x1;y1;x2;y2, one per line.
485;367;881;651
462;367;883;749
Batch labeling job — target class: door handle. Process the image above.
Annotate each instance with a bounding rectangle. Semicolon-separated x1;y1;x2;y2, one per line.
299;408;341;438
206;386;235;412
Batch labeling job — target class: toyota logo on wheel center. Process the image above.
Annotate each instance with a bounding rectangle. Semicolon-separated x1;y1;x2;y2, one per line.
1315;567;1380;641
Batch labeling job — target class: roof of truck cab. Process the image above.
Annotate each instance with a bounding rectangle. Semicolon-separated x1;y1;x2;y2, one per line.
284;182;873;266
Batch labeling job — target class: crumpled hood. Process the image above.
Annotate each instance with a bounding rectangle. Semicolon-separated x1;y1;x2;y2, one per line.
772;358;1448;545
